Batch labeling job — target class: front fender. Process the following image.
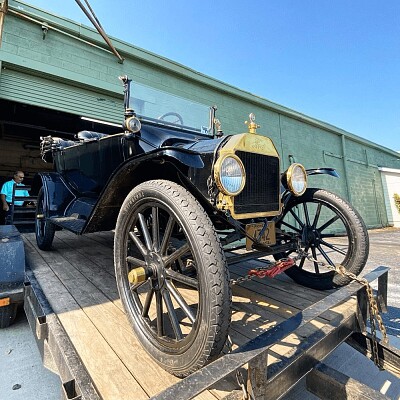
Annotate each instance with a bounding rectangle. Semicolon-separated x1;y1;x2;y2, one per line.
161;147;204;169
306;167;339;178
83;148;204;233
280;168;339;205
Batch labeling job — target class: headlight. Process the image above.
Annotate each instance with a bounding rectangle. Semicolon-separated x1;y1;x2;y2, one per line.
283;163;307;196
214;154;246;196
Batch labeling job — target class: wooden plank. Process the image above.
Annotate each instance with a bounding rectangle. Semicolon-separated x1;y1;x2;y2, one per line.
23;238;149;400
230;272;302;317
24;234;218;400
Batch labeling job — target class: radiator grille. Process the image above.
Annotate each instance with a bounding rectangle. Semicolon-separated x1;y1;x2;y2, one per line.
234;151;280;215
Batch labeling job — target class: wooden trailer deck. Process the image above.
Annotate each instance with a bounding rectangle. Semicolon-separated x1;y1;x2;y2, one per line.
21;230;374;400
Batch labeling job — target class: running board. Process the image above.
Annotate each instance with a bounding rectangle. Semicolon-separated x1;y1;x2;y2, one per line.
50;216;86;233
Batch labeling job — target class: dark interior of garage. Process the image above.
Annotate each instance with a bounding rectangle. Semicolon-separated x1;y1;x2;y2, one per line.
0;99;122;187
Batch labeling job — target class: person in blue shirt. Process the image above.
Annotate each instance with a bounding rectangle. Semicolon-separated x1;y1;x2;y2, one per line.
0;171;30;224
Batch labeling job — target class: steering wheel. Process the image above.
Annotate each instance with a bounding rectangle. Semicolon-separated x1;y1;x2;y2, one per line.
158;112;184;125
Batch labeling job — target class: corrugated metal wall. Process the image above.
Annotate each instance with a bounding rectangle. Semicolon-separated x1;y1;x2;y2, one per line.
0;69;122;122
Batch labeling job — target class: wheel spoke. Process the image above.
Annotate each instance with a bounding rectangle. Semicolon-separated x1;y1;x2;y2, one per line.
166;281;196;323
317;245;335;266
126;256;147;267
312;203;322;228
162;289;183;340
163;243;190;267
129;280;147;292
298;255;306;270
318;215;340;233
280;220;302;233
320;240;348;256
142;288;154;318
166;269;198;288
139;213;153;250
152;207;160;251
311;247;320;274
129;231;147;257
155;290;164;336
289;208;305;228
303;203;311;226
160;216;175;256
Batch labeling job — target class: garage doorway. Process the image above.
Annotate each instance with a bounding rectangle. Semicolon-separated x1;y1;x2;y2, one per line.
0;99;122;190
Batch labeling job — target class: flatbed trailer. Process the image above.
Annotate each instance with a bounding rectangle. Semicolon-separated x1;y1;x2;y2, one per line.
21;230;400;400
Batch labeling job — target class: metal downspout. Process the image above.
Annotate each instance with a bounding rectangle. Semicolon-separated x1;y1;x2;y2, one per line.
0;0;8;48
341;134;351;202
372;172;384;227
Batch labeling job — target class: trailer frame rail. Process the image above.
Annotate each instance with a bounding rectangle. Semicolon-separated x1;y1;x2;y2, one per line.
152;266;394;400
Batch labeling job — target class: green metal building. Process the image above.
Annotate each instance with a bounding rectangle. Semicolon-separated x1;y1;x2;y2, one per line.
1;0;399;228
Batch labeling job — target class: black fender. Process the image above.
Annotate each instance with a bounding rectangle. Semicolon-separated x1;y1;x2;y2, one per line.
306;167;339;178
83;148;206;233
281;168;339;206
153;147;204;169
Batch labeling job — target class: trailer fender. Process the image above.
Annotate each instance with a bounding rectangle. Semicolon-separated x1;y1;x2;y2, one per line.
0;225;25;328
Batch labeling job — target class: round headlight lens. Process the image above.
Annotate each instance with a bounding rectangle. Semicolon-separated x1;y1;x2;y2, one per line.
287;163;307;196
215;155;246;196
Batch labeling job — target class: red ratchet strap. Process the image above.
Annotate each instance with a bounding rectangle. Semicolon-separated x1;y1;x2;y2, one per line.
248;258;295;279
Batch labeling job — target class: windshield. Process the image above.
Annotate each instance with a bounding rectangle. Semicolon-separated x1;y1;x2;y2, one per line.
130;81;212;134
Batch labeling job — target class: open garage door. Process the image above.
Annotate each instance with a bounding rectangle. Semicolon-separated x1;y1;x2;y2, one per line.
0;68;124;191
0;68;123;123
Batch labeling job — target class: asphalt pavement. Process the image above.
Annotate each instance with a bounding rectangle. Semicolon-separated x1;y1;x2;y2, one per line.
0;228;399;399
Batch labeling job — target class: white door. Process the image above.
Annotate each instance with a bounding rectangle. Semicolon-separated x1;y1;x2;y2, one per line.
380;167;400;227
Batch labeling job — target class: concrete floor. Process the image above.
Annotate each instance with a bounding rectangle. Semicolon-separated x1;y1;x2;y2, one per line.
0;308;61;400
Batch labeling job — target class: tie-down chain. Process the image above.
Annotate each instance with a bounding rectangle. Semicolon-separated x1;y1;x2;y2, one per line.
230;250;388;370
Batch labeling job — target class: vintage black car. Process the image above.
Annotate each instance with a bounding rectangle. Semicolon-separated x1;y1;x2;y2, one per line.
35;76;369;377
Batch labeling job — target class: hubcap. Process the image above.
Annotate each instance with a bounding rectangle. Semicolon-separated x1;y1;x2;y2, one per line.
302;225;321;246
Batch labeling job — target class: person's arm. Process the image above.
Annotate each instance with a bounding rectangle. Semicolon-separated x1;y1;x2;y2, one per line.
0;193;9;211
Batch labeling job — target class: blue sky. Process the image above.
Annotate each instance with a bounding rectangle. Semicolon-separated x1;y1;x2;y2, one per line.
21;1;400;151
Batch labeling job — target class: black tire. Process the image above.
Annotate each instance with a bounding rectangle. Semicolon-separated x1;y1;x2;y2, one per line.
274;188;369;290
35;188;55;250
114;180;231;377
0;303;18;329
